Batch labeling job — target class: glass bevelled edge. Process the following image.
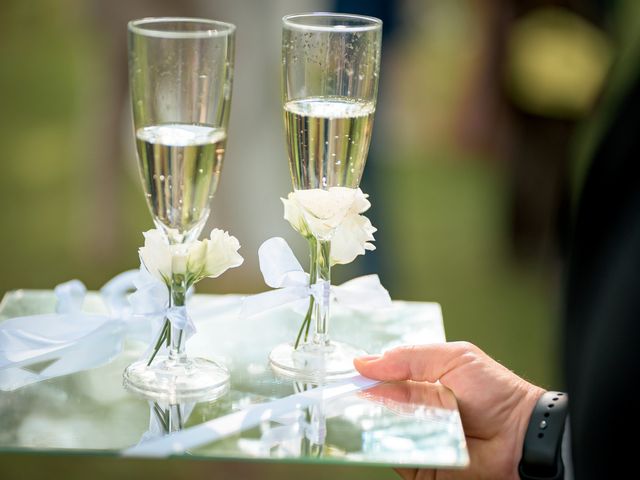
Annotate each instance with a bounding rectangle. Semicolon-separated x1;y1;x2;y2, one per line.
283;12;382;33
128;17;236;39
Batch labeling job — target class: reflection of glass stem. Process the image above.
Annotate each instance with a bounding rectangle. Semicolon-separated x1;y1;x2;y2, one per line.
302;405;325;457
152;402;185;434
294;236;331;349
293;381;326;457
147;273;187;366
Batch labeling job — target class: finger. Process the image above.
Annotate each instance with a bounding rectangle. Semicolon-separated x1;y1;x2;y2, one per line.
354;342;480;383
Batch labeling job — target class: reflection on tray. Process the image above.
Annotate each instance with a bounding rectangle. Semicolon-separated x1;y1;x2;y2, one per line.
202;380;469;468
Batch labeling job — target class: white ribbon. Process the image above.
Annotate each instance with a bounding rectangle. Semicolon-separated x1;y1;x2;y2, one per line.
241;237;392;317
0;267;195;392
129;266;196;339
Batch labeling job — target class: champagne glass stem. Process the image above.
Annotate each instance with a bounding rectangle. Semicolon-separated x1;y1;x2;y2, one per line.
295;297;313;349
304;237;318;343
312;238;331;346
294;237;318;349
169;273;187;363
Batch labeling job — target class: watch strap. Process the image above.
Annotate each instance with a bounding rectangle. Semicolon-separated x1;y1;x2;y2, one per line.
518;391;569;480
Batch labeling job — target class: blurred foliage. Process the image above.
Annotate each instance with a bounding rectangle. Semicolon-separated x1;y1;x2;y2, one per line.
505;6;612;119
0;0;150;294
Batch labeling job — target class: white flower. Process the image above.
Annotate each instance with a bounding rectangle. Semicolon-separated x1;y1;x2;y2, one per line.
171;248;188;276
282;187;377;265
139;228;243;285
282;194;311;238
331;212;377;265
198;228;244;279
293;187;358;240
139;229;172;282
282;187;360;240
186;239;207;275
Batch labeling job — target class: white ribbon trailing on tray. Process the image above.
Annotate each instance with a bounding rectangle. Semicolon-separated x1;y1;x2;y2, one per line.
0;268;193;392
240;237;392;317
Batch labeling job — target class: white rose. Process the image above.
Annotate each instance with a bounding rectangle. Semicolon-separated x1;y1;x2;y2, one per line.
331;212;377;265
282;193;311;238
330;188;375;264
139;228;244;285
171;247;189;276
186;238;207;277
282;188;377;265
200;229;244;279
348;188;372;215
287;187;358;240
139;229;172;283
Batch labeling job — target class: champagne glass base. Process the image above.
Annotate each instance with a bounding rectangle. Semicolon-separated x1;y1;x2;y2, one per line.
123;356;230;403
269;341;366;382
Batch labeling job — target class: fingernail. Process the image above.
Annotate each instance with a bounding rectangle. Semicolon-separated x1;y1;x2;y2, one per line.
356;354;381;362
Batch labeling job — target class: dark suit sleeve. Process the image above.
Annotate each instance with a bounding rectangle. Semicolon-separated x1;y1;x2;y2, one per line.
563;64;640;480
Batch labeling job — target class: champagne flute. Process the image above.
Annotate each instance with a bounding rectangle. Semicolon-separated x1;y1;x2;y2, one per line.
270;13;382;380
124;17;235;401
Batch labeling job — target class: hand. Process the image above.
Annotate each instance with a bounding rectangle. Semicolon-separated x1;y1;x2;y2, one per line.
354;342;544;480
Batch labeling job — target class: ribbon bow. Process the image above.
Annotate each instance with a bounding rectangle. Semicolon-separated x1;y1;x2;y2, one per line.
241;237;392;317
129;267;196;340
0;267;194;392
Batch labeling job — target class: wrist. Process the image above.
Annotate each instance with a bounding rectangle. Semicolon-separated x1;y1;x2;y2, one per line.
518;390;569;480
512;385;546;479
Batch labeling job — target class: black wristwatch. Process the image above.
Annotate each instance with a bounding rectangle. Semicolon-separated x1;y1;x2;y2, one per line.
518;391;569;480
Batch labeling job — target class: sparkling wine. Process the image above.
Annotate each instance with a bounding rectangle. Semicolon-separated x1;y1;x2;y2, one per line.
284;96;375;190
136;123;226;241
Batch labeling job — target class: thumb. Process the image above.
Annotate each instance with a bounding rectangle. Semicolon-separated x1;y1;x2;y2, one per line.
354;341;480;383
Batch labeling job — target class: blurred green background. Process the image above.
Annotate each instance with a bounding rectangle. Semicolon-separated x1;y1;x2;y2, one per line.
0;0;632;478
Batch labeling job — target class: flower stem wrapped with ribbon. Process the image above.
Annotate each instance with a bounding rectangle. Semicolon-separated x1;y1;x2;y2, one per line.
138;228;243;365
243;234;391;350
280;187;387;352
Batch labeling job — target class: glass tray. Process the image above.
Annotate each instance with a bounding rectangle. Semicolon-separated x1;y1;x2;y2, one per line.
0;289;468;469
